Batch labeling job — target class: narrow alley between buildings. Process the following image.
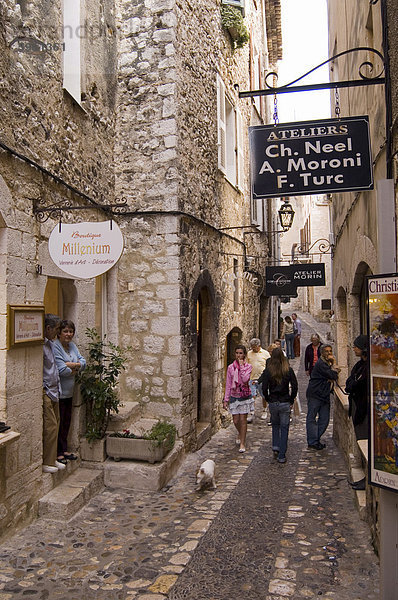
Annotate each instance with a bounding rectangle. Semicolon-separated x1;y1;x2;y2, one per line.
0;317;379;600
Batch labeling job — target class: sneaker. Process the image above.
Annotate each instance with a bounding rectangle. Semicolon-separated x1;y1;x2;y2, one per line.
247;414;254;423
260;410;268;421
55;460;66;470
43;465;58;474
277;456;287;463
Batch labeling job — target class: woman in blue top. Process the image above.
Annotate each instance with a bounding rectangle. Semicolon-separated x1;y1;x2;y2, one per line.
53;320;86;462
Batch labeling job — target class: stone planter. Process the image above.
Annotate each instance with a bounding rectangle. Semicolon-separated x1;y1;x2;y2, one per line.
80;437;107;462
106;436;171;464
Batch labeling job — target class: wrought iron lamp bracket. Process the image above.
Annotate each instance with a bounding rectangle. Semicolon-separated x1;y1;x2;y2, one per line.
237;47;385;98
283;238;334;259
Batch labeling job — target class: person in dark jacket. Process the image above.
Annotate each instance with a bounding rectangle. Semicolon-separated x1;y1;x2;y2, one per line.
346;334;368;490
345;334;368;439
261;348;298;463
304;334;321;376
306;344;340;450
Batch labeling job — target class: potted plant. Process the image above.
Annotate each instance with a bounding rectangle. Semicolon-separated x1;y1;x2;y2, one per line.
78;328;129;444
221;5;249;49
107;421;177;463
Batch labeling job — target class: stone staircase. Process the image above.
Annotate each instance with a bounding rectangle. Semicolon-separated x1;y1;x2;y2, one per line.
39;467;104;520
39;409;186;520
104;416;185;492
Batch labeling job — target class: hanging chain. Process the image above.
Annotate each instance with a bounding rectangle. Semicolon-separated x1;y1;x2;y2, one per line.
334;87;341;118
273;93;279;125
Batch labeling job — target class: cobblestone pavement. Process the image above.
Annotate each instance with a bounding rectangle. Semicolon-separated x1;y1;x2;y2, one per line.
0;316;379;599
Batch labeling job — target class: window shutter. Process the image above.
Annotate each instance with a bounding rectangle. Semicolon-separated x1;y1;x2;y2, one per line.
63;0;82;104
236;108;244;190
217;74;227;173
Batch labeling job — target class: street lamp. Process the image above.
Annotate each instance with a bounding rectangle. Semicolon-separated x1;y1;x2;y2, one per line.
278;199;295;232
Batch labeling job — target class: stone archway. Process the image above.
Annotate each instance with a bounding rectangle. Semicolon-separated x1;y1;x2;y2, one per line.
351;261;372;337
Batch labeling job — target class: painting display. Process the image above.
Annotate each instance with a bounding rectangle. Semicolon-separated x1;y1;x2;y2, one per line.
368;274;398;492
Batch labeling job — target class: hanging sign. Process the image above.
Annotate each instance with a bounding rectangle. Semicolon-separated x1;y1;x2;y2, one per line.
265;263;326;296
49;221;124;279
249;116;373;198
368;273;398;493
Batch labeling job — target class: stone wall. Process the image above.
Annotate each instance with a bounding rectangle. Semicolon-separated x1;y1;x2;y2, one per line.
0;0;116;538
114;0;272;447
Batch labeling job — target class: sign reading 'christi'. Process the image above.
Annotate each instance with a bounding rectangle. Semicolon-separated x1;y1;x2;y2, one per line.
249;116;373;198
49;221;124;279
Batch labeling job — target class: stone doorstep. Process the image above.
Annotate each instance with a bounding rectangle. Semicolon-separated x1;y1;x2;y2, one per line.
196;422;211;450
38;468;104;521
103;440;185;491
41;455;80;496
107;401;141;432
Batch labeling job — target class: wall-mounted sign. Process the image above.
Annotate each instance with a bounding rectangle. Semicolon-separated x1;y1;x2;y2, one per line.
249;116;373;198
49;221;124;279
265;263;326;296
8;305;45;348
368;273;398;493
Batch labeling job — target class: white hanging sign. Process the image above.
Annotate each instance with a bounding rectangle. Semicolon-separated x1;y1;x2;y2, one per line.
48;221;124;279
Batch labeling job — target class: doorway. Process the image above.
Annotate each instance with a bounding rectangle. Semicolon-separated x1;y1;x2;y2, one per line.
196;287;214;424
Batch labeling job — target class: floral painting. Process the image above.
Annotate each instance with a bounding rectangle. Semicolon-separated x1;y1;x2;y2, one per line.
368;275;398;492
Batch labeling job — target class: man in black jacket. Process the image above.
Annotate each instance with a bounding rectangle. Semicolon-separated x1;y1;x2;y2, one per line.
306;344;340;450
346;334;368;490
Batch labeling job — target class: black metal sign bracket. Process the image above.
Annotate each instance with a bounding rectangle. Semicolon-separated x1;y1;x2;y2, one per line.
237;47;385;98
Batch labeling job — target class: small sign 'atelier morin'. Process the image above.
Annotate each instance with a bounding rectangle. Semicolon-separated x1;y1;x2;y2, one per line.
249;116;373;198
49;221;124;279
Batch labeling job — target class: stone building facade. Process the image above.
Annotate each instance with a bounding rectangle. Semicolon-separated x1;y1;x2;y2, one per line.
279;194;333;323
327;0;398;555
0;0;282;538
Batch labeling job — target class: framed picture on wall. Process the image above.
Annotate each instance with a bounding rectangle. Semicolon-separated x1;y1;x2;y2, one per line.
7;305;45;348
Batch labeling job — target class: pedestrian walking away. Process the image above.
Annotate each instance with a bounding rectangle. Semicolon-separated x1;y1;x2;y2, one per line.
282;315;295;359
306;344;340;450
223;345;253;453
260;347;298;463
247;338;270;422
292;313;302;357
304;333;321;376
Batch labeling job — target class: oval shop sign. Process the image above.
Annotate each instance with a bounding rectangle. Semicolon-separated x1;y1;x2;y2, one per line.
49;221;124;279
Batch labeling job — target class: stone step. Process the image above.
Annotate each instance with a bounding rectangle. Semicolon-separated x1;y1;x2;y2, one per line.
104;440;185;491
127;417;159;436
107;401;141;432
41;454;80;497
196;422;211;449
38;468;104;521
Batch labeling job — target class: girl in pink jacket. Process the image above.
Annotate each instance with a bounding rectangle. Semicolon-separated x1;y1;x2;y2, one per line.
223;345;254;453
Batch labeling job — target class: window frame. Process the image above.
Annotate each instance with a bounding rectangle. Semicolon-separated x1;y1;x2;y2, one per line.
217;74;244;191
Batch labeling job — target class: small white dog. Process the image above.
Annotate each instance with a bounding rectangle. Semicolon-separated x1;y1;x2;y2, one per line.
196;459;216;491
